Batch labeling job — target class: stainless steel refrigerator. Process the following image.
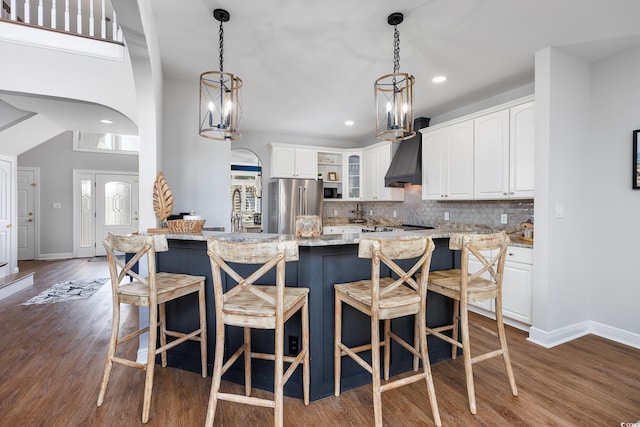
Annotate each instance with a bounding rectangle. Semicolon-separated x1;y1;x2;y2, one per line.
268;178;323;234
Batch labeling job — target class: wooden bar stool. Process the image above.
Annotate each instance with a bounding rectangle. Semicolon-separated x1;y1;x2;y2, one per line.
334;235;441;427
97;233;207;423
423;231;518;414
206;237;309;427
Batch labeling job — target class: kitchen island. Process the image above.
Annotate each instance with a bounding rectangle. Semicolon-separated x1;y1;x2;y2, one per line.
152;230;466;401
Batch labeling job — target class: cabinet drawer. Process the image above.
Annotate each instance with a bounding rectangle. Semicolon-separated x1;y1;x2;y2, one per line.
323;226;342;235
506;246;533;264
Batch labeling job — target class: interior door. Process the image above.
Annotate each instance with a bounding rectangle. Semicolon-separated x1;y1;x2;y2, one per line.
94;174;139;256
0;159;11;277
17;169;36;260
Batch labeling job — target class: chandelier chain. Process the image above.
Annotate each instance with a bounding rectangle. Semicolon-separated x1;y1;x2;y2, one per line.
393;25;400;74
218;19;224;73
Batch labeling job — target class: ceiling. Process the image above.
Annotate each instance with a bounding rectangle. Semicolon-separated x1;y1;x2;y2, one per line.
3;1;640;143
151;0;640;143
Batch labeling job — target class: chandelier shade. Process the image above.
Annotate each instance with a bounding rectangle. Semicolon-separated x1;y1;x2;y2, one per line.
375;12;415;142
199;9;242;141
199;71;242;141
375;72;415;141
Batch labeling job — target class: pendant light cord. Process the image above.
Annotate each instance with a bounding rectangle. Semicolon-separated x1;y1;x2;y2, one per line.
218;19;224;73
393;25;400;74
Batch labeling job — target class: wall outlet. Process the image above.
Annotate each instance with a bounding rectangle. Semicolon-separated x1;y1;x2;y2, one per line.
369;210;373;216
52;203;62;210
501;214;508;224
288;335;299;355
333;209;337;216
444;212;450;221
393;210;397;218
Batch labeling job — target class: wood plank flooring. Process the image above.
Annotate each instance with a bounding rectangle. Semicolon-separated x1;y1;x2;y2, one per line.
0;258;638;426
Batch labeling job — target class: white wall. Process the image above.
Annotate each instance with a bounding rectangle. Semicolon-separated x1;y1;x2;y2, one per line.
17;131;138;257
588;47;640;334
0;30;137;125
530;46;640;347
111;0;164;232
162;78;231;229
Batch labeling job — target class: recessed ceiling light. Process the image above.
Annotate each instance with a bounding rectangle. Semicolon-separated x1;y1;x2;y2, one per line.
344;120;354;126
432;75;448;83
100;119;114;124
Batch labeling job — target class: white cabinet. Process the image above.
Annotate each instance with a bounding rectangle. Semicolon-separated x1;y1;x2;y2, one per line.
422;121;474;200
467;246;533;329
509;101;535;198
343;151;362;201
269;144;317;179
473;101;534;199
322;226;342;234
502;246;533;325
474;109;510;199
363;143;404;201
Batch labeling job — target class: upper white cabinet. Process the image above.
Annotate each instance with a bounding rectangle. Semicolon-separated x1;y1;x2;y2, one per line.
423;97;534;201
474;109;510;199
363;143;404;201
474;101;535;199
269;144;317;179
509;101;535;198
343;151;362;200
422;121;474;200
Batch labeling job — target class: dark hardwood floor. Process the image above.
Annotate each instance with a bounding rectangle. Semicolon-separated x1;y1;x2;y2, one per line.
0;258;638;426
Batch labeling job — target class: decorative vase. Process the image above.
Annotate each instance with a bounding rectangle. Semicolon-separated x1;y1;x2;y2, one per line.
295;215;321;238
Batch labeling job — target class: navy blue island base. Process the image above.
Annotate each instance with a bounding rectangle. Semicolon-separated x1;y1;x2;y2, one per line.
154;234;457;401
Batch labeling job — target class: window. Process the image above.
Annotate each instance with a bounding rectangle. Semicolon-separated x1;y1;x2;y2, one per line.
73;131;139;154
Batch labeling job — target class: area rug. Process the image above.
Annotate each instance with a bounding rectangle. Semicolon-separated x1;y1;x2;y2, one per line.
21;278;109;305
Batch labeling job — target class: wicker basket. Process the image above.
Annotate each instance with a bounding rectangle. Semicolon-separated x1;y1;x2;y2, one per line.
167;219;206;234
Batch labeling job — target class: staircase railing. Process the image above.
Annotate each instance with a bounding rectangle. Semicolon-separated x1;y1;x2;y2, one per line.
1;0;122;43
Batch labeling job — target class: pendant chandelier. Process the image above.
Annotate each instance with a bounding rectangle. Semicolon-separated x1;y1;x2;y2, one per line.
199;9;242;141
375;12;415;142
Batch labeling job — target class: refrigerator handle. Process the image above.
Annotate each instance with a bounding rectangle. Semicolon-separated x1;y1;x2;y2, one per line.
303;187;308;215
298;186;304;216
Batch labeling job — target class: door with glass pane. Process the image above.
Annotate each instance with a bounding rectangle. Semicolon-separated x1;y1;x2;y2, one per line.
75;172;138;257
95;174;139;256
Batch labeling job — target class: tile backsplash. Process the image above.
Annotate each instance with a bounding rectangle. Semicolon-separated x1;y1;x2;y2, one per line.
324;185;534;229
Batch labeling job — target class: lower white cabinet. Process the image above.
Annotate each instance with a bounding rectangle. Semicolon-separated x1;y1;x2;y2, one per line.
322;226;343;234
502;246;533;325
467;246;533;329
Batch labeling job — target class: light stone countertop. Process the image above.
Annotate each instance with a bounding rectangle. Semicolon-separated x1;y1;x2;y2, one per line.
146;228;532;248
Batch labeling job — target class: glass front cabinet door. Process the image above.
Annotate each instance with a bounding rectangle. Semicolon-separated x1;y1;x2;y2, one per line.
343;151;362;200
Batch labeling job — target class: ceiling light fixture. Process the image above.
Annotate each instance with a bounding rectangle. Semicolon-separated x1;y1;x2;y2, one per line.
375;12;415;142
345;120;354;126
432;75;448;83
100;119;114;124
199;9;242;141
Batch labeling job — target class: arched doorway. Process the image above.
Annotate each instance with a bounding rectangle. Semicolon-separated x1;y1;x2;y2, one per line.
230;149;262;232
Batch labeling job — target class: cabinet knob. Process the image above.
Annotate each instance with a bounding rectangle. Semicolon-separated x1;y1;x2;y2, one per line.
508;252;514;256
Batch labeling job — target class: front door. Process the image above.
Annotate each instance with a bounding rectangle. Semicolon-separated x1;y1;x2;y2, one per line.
95;174;139;256
74;171;139;257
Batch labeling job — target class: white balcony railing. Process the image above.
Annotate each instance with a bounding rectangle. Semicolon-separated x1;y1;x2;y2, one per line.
1;0;122;43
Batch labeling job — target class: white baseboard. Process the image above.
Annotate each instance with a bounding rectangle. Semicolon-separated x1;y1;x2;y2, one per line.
589;321;640;349
528;321;640;350
38;252;74;260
